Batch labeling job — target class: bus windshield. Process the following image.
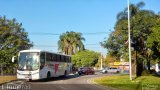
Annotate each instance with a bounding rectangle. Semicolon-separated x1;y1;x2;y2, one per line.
18;52;39;71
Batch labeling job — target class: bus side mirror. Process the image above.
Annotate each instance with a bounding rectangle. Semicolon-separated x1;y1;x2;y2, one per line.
12;56;16;62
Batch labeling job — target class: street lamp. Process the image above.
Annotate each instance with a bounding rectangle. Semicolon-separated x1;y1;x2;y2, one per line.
127;0;132;80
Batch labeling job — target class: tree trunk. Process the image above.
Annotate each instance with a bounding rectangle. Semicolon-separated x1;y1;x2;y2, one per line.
135;50;137;77
137;59;143;76
147;59;150;71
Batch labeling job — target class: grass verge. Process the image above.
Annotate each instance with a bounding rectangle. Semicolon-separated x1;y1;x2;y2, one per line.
0;76;17;84
93;75;160;90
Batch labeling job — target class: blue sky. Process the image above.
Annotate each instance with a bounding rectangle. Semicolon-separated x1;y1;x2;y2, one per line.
0;0;159;54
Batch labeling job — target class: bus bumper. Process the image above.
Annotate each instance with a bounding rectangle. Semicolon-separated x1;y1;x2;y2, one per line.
17;70;40;80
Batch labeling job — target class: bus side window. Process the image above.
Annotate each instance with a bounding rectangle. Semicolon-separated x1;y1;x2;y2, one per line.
46;53;52;61
64;56;66;62
61;55;64;62
56;55;60;62
50;53;52;61
59;55;61;62
46;53;49;61
52;54;56;61
66;56;69;63
70;57;72;63
40;52;45;69
69;57;71;63
68;56;71;63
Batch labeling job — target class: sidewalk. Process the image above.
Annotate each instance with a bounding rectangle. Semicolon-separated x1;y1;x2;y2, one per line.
0;75;17;85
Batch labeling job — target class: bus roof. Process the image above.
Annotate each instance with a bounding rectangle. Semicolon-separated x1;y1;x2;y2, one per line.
20;49;41;53
19;49;71;56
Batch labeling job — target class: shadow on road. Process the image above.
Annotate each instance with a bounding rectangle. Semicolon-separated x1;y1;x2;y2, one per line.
29;74;81;82
29;72;99;82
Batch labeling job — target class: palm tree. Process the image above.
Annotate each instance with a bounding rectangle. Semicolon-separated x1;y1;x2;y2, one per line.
72;32;85;54
58;31;85;55
117;2;145;20
116;2;156;76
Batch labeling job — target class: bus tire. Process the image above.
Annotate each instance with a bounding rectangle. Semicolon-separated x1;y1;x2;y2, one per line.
28;79;32;82
63;70;67;78
47;72;51;80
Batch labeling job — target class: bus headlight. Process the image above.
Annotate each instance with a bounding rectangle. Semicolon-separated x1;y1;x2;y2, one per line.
17;72;22;75
32;72;39;75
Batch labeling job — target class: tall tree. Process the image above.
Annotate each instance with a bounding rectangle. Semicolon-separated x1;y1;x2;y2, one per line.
117;2;145;20
58;31;85;55
147;16;160;64
72;50;99;68
101;2;157;76
0;16;33;74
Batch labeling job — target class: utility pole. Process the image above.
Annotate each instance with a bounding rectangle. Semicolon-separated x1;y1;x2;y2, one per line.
100;53;103;70
100;47;103;70
128;0;132;80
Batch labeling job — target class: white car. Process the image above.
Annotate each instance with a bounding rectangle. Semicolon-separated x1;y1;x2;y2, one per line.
101;67;120;73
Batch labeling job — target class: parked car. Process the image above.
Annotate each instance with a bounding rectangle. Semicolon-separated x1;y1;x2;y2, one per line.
78;67;95;75
101;67;120;73
78;67;84;75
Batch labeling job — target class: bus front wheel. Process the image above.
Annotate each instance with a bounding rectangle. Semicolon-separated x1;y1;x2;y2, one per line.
47;72;51;80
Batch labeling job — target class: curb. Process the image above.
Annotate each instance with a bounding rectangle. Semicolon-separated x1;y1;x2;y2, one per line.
88;78;118;90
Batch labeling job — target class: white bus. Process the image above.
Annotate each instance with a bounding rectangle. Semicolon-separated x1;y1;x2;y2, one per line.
13;49;72;80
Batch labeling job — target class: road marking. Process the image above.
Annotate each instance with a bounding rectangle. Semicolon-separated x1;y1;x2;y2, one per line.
58;86;67;90
5;80;27;84
87;79;108;90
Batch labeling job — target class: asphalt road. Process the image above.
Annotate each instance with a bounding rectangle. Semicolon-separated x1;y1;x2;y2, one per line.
1;72;113;90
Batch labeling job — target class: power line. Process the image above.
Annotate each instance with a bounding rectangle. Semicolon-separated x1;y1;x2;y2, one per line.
82;32;108;35
28;32;60;35
34;45;58;47
85;44;100;46
34;43;100;47
28;32;110;36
